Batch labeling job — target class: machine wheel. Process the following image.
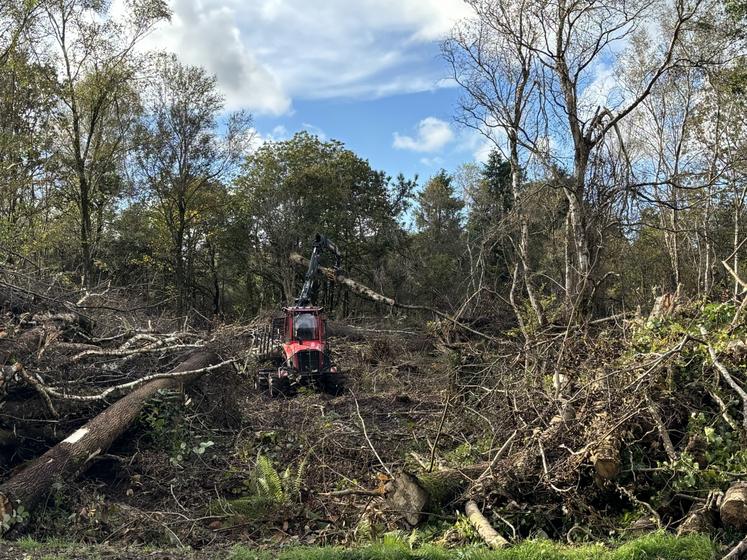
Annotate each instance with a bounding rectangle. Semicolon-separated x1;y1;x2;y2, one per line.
321;374;346;396
268;375;292;398
255;369;271;393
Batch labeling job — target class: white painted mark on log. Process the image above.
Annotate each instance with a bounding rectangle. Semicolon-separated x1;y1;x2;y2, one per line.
63;428;88;444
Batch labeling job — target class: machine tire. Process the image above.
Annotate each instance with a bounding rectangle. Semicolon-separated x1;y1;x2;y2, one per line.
268;375;292;398
255;369;271;393
322;374;346;396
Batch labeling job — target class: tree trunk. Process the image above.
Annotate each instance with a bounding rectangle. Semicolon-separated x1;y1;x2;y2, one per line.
0;351;221;534
565;187;591;312
174;227;186;314
80;182;93;286
384;464;487;526
721;482;747;531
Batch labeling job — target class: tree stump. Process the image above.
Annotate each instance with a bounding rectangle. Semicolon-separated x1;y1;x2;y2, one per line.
721;482;747;531
384;464;488;526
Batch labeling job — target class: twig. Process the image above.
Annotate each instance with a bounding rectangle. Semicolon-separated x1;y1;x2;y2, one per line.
44;359;237;402
351;390;391;477
646;394;676;462
17;365;58;418
71;341;204;363
478;430;517;481
428;396;450;472
722;534;747;560
709;390;739;431
701;327;747;434
317;488;384;498
617;484;662;528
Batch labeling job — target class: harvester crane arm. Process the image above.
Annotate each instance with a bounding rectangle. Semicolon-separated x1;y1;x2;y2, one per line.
296;233;341;306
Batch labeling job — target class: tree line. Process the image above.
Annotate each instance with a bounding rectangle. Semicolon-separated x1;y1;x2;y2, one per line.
1;0;746;326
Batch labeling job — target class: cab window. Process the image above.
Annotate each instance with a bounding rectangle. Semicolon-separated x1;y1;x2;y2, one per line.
293;313;318;341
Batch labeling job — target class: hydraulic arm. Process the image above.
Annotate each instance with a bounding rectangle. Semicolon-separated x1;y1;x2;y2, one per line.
296;233;341;306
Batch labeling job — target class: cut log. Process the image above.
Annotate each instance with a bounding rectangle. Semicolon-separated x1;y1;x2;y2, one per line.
587;412;621;482
591;436;620;481
384;464;487;526
721;482;747;532
465;499;508;548
0;351;222;534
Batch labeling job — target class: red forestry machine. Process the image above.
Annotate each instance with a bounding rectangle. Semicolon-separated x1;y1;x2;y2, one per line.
254;234;345;396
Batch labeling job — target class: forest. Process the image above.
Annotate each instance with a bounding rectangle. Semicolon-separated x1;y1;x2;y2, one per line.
2;0;747;558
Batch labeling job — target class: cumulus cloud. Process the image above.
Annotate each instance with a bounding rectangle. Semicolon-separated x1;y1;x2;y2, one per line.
131;0;472;115
393;117;454;152
139;0;291;115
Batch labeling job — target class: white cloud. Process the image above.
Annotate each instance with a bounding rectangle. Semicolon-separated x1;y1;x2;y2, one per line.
138;0;291;115
302;123;327;140
393;117;454;152
133;0;472;115
579;63;618;119
419;156;445;167
270;125;289;140
453;127;505;164
473;139;494;164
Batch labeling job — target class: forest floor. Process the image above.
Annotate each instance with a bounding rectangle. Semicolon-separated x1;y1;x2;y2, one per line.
2;279;747;559
3;316;465;554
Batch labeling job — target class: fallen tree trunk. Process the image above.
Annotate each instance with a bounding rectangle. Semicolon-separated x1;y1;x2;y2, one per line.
0;351;221;534
465;499;509;548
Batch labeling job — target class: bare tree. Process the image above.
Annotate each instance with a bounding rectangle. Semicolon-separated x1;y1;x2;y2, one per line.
447;0;712;316
444;0;547;326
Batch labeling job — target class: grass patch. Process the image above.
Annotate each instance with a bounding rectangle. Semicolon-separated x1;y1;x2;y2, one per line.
17;536;44;551
228;532;715;560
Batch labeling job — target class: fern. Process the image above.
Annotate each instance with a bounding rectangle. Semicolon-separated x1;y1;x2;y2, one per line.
255;454;285;505
282;451;309;503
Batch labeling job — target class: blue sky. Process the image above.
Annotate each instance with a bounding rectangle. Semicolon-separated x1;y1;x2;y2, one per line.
253;87;483;184
136;0;492;186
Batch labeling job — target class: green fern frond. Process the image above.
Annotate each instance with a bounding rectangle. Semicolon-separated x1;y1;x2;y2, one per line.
284;451;309;503
255;454;284;505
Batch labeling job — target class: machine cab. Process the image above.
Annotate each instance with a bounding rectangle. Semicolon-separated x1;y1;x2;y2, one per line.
273;306;325;344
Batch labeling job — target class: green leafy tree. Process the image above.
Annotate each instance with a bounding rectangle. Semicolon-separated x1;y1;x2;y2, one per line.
133;54;251;313
41;0;169;284
465;150;512;238
233;132;412;311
